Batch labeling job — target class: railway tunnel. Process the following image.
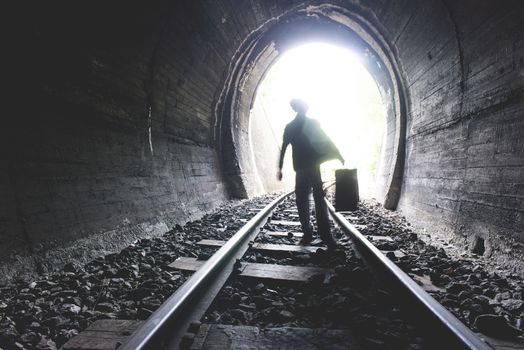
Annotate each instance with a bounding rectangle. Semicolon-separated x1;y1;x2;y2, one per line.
0;0;524;348
1;1;524;347
4;0;523;281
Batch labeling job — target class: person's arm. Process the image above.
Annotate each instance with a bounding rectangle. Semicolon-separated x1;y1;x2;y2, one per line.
332;140;345;165
327;139;344;165
277;127;290;180
337;152;345;165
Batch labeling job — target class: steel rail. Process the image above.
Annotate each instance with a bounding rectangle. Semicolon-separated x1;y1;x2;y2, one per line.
324;194;492;350
121;190;293;350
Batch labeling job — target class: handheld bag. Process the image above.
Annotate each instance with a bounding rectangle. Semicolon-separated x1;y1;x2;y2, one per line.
335;168;359;211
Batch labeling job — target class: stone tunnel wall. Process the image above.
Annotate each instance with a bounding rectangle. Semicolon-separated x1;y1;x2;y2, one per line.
2;0;523;281
2;2;238;280
389;0;524;270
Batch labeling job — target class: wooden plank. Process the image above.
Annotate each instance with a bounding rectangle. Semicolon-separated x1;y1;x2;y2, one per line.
239;263;333;283
169;257;205;270
169;258;334;283
366;235;394;242
476;333;524;350
196;239;225;247
191;324;364;350
196;240;321;253
80;320;143;333
270;220;301;226
265;231;303;238
338;213;359;220
381;250;406;258
61;320;143;350
253;243;324;254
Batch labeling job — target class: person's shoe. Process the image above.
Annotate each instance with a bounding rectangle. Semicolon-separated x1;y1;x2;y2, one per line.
299;235;313;246
323;238;338;250
310;238;323;246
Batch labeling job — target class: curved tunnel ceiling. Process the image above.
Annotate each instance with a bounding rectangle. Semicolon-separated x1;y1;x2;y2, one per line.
216;3;408;209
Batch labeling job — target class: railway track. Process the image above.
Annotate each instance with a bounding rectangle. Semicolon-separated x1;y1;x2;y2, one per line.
63;189;493;349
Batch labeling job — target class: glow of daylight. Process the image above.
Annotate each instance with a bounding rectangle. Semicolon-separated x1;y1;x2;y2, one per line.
253;42;385;197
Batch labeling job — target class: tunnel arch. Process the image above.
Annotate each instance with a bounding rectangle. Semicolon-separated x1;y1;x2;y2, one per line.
215;3;408;209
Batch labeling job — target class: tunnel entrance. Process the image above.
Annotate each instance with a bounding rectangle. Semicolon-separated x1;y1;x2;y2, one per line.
215;4;408;209
249;42;385;198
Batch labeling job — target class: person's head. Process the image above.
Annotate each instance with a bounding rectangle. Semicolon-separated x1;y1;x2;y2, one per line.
290;98;309;115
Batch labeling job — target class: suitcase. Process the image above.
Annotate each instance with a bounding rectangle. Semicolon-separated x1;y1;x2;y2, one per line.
335;169;359;211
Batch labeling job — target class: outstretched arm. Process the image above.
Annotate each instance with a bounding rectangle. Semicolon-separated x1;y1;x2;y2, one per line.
334;143;345;165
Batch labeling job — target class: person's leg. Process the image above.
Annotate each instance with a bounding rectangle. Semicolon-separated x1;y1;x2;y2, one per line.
295;170;313;244
311;167;337;248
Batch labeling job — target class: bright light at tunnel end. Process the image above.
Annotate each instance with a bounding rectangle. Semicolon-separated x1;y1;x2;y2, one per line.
251;42;385;198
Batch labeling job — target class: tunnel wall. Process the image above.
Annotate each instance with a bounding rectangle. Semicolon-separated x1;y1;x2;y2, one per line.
2;2;234;280
384;0;524;269
3;0;523;280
